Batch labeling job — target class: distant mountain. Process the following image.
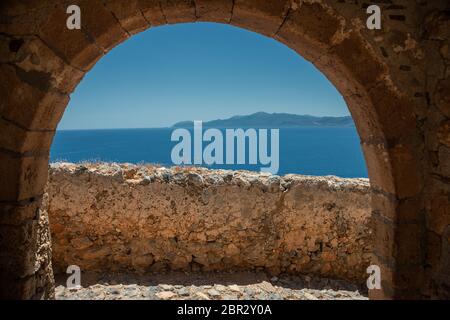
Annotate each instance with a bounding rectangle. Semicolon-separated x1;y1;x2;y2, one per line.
172;112;354;128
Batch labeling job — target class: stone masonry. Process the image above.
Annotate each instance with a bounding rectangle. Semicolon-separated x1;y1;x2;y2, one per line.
47;163;372;284
0;1;449;299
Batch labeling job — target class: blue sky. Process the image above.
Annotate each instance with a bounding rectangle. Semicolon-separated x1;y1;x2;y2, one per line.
58;22;348;130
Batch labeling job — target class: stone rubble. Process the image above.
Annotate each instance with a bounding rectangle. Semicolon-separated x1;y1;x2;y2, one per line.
55;272;368;301
47;162;372;284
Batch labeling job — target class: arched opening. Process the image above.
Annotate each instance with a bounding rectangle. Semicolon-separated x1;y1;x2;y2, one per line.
1;0;445;300
47;22;370;300
52;22;366;177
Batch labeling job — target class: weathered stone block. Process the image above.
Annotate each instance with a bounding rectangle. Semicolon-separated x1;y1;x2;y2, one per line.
0;152;49;201
4;35;85;94
0;117;54;154
332;32;387;90
389;143;423;199
0;64;69;131
105;0;151;35
435;78;450;118
372;214;396;265
0;198;42;226
438;120;450;148
76;0;130;51
371;192;422;224
160;0;197;24
195;0;233;23
425;194;450;235
140;0;167;26
368;82;420;142
232;0;290;37
361;142;396;195
37;4;104;71
437;146;450;178
0;194;54;299
424;11;450;41
395;222;424;267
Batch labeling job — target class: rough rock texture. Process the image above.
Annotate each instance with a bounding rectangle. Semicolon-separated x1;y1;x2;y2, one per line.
0;193;55;299
0;0;449;299
47;163;372;284
34;194;56;299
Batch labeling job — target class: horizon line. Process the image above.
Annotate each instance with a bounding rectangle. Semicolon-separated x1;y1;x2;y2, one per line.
57;112;353;131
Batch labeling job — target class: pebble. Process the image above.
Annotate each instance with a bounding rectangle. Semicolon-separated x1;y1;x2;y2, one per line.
214;284;227;292
303;292;319;300
155;291;176;300
159;284;173;290
228;285;241;293
177;287;190;296
207;289;221;297
194;292;210;300
258;281;275;292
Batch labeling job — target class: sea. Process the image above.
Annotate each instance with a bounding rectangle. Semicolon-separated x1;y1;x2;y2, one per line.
50;127;368;178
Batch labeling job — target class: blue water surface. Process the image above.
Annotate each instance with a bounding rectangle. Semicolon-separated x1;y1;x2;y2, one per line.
50;127;368;178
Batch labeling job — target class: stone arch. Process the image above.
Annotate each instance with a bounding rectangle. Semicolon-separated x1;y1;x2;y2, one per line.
0;0;448;299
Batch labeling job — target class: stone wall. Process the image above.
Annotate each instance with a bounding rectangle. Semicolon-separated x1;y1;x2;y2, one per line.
1;0;448;299
0;193;55;299
47;163;372;284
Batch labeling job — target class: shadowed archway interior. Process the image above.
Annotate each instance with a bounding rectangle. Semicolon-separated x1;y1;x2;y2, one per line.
0;0;449;299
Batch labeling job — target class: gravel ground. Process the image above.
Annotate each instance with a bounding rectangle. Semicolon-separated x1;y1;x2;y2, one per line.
55;271;368;300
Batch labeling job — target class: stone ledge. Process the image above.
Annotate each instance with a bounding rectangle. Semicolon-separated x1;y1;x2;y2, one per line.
49;161;370;191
